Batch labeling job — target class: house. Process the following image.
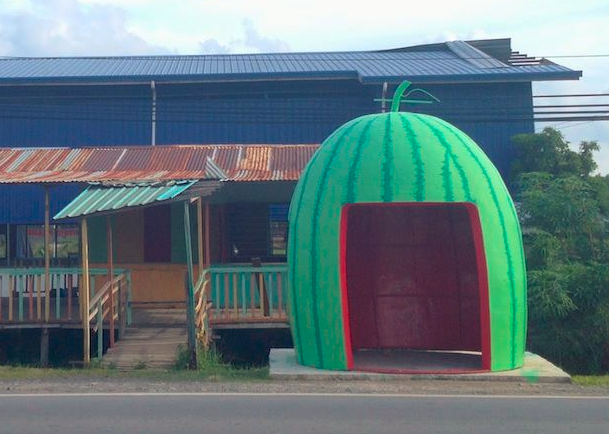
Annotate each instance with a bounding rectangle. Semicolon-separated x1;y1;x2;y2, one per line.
0;38;580;366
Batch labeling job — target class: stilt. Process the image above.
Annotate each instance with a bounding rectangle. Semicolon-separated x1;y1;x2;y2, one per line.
40;328;49;368
81;218;91;366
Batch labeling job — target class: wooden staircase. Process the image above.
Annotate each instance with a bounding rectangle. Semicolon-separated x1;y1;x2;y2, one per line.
102;308;187;370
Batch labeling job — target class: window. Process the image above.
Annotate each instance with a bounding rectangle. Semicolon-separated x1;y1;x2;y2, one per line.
269;204;289;256
0;225;6;259
56;225;79;258
227;203;289;262
15;224;78;259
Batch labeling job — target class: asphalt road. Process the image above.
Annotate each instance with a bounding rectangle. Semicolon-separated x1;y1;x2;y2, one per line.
0;393;607;434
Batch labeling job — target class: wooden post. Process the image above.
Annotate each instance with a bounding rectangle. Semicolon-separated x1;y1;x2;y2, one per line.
197;198;204;279
40;328;49;368
80;218;91;366
205;203;211;267
44;187;51;322
106;216;115;347
183;201;197;369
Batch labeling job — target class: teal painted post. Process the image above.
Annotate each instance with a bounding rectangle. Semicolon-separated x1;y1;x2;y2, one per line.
97;301;103;360
18;275;23;321
90;276;96;298
183;201;197;369
267;273;274;315
241;273;246;317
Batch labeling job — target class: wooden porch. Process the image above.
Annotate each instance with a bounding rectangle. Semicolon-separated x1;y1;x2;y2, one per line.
0;262;287;366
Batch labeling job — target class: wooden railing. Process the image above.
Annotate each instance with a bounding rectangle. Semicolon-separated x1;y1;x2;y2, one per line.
88;272;131;360
0;268;131;326
204;264;288;324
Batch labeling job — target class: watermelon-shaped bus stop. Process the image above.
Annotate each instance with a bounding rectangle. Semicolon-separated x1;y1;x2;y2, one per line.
287;82;527;373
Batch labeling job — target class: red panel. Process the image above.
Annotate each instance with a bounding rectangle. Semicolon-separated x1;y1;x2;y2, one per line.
144;205;171;263
340;207;354;369
343;203;488;371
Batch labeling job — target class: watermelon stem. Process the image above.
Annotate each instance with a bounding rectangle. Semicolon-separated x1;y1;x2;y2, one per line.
390;80;441;112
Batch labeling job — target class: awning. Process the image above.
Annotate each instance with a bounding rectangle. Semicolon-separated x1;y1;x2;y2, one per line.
54;180;221;220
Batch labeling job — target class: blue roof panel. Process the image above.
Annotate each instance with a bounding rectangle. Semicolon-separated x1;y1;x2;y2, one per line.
0;40;581;84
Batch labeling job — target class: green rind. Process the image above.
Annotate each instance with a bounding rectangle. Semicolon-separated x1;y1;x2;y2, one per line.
287;111;527;372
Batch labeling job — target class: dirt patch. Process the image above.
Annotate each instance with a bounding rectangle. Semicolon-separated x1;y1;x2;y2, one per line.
0;376;607;396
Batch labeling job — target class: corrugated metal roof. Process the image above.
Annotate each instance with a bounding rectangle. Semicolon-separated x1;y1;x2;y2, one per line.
53;180;198;219
0;40;580;85
0;144;318;184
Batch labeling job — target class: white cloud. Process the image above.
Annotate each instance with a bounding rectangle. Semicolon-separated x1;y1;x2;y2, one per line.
0;0;171;56
198;19;290;54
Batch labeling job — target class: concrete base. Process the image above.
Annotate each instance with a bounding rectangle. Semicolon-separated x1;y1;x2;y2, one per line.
269;349;571;383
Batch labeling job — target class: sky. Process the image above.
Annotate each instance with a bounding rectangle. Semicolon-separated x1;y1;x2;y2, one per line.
1;0;608;173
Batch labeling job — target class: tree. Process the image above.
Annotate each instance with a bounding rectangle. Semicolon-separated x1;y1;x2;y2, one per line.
511;127;599;181
513;128;609;374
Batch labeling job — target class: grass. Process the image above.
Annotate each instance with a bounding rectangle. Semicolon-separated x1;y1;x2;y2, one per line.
0;347;269;382
572;375;609;387
172;344;269;380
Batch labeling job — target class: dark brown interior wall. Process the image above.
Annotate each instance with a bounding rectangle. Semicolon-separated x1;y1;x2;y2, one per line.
346;204;482;352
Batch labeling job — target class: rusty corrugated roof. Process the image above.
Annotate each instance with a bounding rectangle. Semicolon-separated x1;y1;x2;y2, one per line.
0;144;319;184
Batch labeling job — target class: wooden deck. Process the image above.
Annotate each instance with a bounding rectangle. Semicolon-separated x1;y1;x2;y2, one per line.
0;297;80;329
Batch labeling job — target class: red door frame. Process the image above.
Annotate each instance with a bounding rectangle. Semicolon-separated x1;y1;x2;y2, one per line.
339;202;491;372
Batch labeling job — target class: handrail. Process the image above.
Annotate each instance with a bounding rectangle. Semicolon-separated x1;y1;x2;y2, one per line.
87;271;131;360
0;267;127;323
0;267;128;276
203;264;288;324
89;274;123;308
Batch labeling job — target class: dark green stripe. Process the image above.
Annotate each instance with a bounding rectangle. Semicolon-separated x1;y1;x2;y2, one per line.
499;182;528;351
442;149;454;201
346;118;376;203
415;115;472;202
438;123;518;368
381;114;394;202
310;119;364;367
398;114;425;201
288;123;350;364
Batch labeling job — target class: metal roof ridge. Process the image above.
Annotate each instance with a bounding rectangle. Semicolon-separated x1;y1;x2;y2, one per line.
0;49;404;62
446;41;508;68
0;143;320;152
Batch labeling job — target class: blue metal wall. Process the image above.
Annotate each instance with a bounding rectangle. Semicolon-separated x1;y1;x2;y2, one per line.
0;79;532;223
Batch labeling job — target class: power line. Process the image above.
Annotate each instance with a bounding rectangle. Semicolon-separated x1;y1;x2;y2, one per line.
534;104;609;108
533;93;609;98
0;111;606;124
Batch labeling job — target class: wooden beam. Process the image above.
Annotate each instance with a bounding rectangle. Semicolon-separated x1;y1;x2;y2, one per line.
205;203;211;267
183;201;197;369
106;216;115;347
197;198;204;279
81;218;91;366
44;187;51;322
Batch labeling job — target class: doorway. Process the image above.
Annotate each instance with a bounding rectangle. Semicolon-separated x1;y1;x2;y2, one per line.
341;203;490;373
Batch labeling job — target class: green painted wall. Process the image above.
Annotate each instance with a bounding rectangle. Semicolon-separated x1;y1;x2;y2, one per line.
87;216;107;263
